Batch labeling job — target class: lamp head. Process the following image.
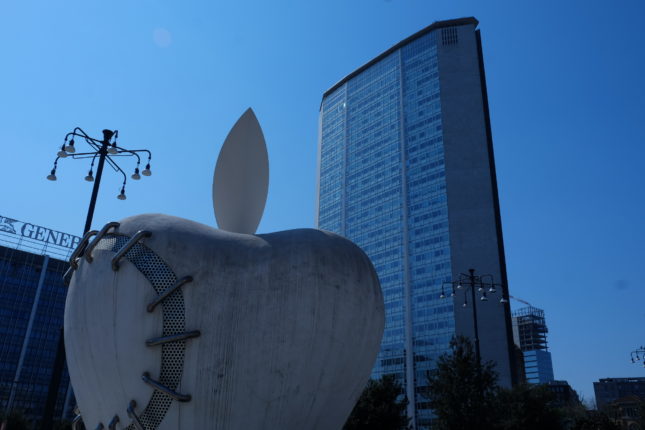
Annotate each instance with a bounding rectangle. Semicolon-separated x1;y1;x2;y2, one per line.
102;129;115;142
117;187;126;200
57;145;68;158
65;139;76;153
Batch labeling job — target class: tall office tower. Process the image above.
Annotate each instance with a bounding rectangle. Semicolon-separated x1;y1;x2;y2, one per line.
316;18;516;428
512;306;555;384
0;214;79;422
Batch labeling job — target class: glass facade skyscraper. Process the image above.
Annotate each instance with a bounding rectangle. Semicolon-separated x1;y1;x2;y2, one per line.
317;18;516;428
0;214;78;423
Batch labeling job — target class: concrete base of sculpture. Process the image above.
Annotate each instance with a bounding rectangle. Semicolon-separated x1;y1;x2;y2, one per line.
65;214;384;430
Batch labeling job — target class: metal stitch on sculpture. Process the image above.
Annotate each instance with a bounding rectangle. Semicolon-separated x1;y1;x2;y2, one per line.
71;415;83;430
147;276;193;312
69;230;98;268
111;230;152;271
84;222;120;262
142;372;192;402
108;415;120;430
146;330;201;347
127;400;145;430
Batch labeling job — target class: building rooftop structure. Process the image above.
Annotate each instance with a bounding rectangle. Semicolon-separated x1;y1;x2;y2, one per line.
323;17;479;99
0;214;80;261
594;377;645;409
513;306;548;351
512;305;554;384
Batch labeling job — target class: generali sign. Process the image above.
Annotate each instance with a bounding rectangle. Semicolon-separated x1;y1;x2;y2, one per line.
0;214;81;250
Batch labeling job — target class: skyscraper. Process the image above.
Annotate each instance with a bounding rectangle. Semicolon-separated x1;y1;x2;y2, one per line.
316;18;516;428
512;306;555;384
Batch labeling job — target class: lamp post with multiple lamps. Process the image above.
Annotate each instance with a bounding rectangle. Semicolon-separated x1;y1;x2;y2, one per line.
40;127;153;430
630;347;645;368
440;269;507;365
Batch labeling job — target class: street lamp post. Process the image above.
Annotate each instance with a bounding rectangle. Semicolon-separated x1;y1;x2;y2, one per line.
440;268;507;365
630;347;645;367
40;127;153;430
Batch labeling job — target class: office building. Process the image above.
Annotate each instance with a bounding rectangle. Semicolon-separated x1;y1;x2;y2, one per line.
316;17;516;428
0;214;79;422
512;306;555;384
546;380;578;407
594;377;645;410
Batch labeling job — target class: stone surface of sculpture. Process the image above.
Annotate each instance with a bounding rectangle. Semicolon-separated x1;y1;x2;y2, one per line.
64;109;385;429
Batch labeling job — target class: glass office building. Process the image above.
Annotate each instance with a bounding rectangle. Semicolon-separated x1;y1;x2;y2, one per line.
0;214;79;423
512;306;555;384
317;18;516;428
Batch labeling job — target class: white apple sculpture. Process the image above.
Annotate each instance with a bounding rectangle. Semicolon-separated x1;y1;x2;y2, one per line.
64;108;385;430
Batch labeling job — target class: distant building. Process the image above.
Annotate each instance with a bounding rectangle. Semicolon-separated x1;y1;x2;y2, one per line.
317;17;516;429
512;306;554;384
594;377;645;410
0;214;79;422
605;395;643;429
546;380;579;407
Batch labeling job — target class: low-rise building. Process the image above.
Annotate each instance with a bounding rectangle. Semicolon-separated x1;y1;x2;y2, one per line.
0;214;79;422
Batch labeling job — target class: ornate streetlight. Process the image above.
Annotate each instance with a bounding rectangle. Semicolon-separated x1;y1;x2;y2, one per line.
630;347;645;367
440;268;507;365
41;127;153;430
46;127;152;233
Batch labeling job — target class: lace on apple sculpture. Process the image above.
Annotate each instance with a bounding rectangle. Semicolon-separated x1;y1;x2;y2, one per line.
68;222;197;430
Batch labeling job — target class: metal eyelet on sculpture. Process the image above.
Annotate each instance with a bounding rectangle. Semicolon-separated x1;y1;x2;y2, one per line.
147;276;193;312
142;372;192;402
107;415;119;430
127;400;144;430
111;230;152;271
71;415;83;430
146;330;201;347
85;222;120;262
70;230;98;268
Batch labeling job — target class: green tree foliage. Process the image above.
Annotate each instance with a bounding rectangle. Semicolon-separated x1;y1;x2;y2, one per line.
570;410;620;430
424;335;622;430
495;383;562;430
0;410;32;430
425;335;499;430
344;374;410;430
638;399;645;429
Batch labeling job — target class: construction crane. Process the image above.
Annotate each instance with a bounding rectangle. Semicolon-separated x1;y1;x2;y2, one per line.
509;295;532;307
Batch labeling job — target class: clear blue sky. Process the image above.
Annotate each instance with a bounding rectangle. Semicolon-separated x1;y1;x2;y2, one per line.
1;0;643;403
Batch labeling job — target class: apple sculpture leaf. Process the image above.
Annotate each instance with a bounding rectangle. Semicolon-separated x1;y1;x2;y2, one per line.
64;109;385;430
212;107;268;234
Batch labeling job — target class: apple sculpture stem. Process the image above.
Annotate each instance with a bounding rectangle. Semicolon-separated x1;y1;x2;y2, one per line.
64;109;385;430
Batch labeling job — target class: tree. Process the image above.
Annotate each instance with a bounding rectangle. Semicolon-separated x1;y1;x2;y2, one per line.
343;374;410;430
495;383;563;430
425;335;499;430
570;410;620;430
0;409;32;430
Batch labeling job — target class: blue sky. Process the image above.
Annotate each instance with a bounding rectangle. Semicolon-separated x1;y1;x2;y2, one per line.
1;0;644;402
